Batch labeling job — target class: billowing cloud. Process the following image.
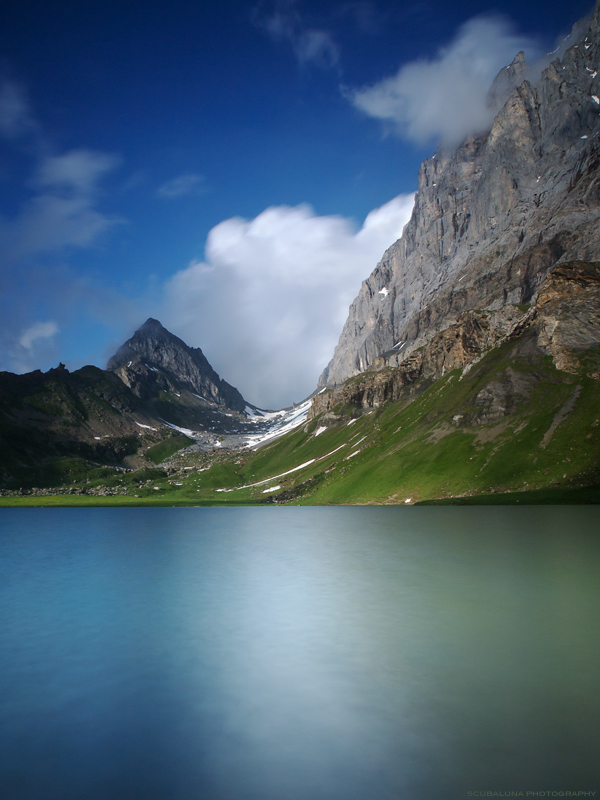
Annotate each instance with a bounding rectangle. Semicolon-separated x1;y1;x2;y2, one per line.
19;321;58;350
156;173;207;199
162;194;415;409
347;14;540;147
255;0;340;69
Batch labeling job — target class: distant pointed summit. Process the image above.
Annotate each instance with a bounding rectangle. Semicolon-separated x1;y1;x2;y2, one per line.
107;320;246;412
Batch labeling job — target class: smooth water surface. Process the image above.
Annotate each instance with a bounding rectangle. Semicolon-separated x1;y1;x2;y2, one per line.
1;507;599;800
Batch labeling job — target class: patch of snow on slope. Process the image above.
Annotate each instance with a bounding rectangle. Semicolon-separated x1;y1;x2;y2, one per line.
164;422;197;437
216;442;348;492
243;399;312;448
314;426;327;436
135;422;157;431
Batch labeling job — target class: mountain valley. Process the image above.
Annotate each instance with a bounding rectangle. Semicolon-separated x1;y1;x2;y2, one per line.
2;2;600;506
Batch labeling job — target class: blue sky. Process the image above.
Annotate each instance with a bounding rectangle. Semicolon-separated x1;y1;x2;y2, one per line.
0;0;594;407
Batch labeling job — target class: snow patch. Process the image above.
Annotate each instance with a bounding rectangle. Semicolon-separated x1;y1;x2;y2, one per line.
592;95;600;105
217;443;349;492
164;422;197;437
314;426;327;437
378;287;389;297
135;422;157;431
262;485;281;493
243;399;311;448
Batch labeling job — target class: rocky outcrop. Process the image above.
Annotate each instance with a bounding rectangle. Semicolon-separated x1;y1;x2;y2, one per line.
319;1;600;390
309;261;600;420
108;318;246;412
528;260;600;375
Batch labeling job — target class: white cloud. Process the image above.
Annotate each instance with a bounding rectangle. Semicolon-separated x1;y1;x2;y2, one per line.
162;194;414;408
0;80;37;139
256;1;340;69
156;173;207;199
36;149;120;194
295;29;339;68
1;148;121;259
347;14;539;147
19;321;58;350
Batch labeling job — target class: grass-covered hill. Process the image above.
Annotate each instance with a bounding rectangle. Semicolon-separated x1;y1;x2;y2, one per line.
0;362;194;488
3;328;598;506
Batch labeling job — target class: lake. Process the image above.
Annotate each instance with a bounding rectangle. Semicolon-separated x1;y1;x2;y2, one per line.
1;507;599;800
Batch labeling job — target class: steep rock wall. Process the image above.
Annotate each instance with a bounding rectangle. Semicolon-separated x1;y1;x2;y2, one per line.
319;2;600;389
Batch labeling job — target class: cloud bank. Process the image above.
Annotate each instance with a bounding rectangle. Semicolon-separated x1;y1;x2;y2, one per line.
163;194;415;409
347;14;540;147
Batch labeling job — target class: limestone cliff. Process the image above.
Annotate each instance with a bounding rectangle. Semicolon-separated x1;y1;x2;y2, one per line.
319;2;600;390
309;260;600;420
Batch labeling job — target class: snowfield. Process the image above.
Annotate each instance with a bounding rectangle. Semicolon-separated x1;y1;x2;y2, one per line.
242;398;312;449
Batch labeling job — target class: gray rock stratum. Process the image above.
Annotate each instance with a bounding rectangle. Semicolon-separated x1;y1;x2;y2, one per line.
319;1;600;389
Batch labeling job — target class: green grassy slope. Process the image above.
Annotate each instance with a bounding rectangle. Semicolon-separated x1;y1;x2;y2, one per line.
0;364;195;488
3;333;599;506
193;335;600;506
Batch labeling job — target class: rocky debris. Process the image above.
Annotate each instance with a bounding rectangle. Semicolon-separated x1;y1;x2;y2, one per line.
108;318;246;413
319;1;600;390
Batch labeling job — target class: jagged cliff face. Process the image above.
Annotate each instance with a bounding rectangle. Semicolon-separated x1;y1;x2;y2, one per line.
309;260;600;419
320;3;600;389
108;318;246;413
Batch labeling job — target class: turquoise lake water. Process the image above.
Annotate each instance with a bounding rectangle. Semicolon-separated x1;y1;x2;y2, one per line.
1;506;599;800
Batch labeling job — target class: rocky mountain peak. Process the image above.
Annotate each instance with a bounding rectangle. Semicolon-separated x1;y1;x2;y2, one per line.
137;317;167;334
108;320;246;413
487;51;530;112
